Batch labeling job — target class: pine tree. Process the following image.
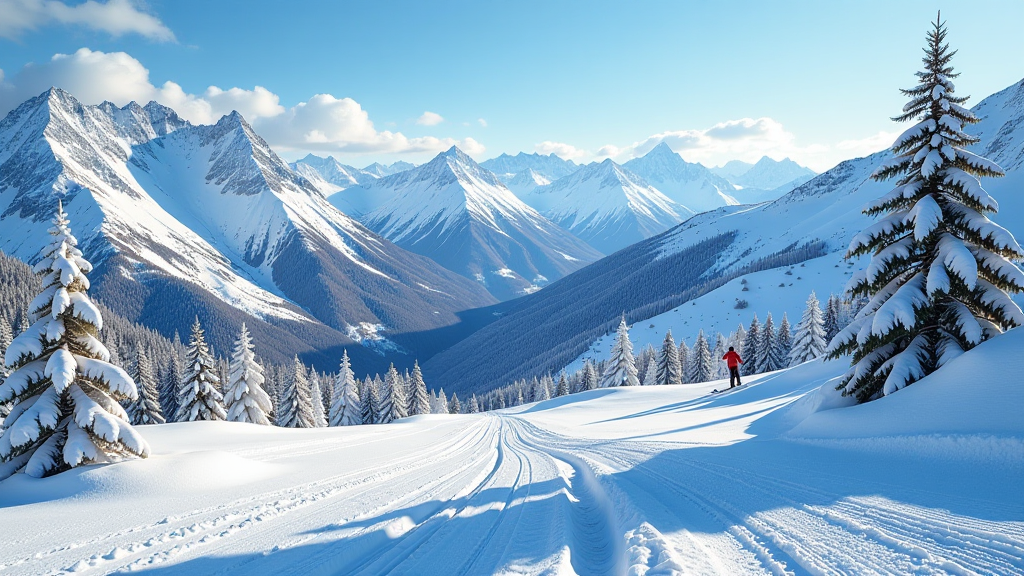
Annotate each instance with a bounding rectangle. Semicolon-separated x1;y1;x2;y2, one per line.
677;340;691;382
224;323;272;425
406;361;430;416
468;394;480;413
823;294;842;344
555;373;569;396
757;313;783;373
177;318;226;422
379;364;407;423
642;356;658;386
601;316;640;387
741;315;761;376
830;15;1023;402
127;347;165;425
0;202;149;478
449;393;461;414
656;330;683;386
0;315;11;424
791;292;827;366
731;323;747;358
536;374;552;401
277;357;316;428
159;356;182;422
308;368;328;427
712;333;729;380
775;314;793;367
514;389;524;406
434;388;449;414
329;350;362;426
360;376;379;424
686;330;714;383
581;360;598;392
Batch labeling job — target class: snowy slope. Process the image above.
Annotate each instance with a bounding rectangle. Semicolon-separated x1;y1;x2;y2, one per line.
526;158;693;254
504;168;551;198
361;160;415;178
2;328;1021;575
480;151;579;182
356;147;602;300
622;143;740;213
0;89;496;371
711;159;754;180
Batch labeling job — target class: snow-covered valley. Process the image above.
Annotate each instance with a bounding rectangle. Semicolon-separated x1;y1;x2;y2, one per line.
2;326;1021;576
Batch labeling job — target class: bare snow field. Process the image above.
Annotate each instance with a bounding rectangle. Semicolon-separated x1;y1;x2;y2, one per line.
2;329;1023;575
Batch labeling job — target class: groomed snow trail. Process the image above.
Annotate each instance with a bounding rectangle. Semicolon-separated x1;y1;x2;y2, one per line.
2;337;1023;575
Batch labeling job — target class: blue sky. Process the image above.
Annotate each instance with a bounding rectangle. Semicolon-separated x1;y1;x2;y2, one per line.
1;0;1022;171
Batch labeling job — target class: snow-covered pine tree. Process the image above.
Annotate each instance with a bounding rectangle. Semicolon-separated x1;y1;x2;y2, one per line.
731;323;747;358
0;315;11;424
756;313;783;373
379;364;407;423
711;333;729;380
359;376;375;424
159;356;181;422
677;340;690;382
642;356;658;386
308;368;328;427
555;373;569;396
775;314;793;367
829;15;1024;402
449;393;461;414
329;350;362;426
581;360;599;392
742;315;761;376
277;357;316;428
537;374;552;401
686;330;714;383
656;330;683;386
127;347;164;425
601;316;640;387
468;394;480;413
514;389;524;406
224;323;272;425
177;318;226;422
791;292;827;366
406;360;430;416
823;294;842;343
0;202;149;478
435;388;449;413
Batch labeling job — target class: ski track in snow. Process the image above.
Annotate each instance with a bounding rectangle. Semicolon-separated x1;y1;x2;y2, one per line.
1;381;1022;576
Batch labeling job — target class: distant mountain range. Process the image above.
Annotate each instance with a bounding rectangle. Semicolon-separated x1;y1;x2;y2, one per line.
710;155;817;203
0;88;495;374
343;147;602;300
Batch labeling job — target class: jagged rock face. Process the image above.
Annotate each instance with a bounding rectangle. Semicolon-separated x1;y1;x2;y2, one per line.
0;89;495;370
353;146;601;300
623;143;739;213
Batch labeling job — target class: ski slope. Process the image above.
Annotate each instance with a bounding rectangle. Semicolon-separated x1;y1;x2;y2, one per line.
2;329;1022;575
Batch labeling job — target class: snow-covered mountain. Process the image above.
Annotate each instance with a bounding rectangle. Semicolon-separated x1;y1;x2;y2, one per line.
622;143;739;213
524;158;691;254
289;154;377;195
425;77;1024;395
504;168;551;198
730;156;816;190
362;160;415;178
0;89;495;371
356;146;602;300
481;152;579;182
710;159;754;180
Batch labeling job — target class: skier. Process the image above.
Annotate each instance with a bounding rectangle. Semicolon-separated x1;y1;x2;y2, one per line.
722;346;743;388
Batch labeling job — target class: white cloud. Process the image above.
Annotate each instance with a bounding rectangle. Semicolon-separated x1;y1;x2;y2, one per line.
534;141;587;161
477;118;487;128
0;48;484;159
416;111;443;126
0;0;175;41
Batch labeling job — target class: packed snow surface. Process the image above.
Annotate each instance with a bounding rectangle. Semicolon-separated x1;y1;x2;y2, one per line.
2;328;1021;575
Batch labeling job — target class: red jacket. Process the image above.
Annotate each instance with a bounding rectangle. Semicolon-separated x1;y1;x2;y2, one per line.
723;351;743;368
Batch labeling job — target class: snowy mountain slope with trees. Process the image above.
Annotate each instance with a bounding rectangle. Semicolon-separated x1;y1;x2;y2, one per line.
354;146;602;300
1;326;1020;575
622;142;740;213
424;75;1024;395
524;158;692;254
0;89;497;372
